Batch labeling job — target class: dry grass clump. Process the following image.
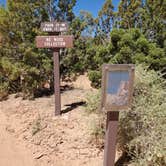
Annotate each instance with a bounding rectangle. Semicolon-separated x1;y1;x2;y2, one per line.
118;65;166;166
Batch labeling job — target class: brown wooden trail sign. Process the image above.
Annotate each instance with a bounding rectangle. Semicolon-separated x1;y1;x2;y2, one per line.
41;22;68;32
36;21;73;116
36;36;73;48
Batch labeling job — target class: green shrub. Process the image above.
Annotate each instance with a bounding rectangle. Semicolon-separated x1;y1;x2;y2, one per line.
89;114;105;149
0;82;9;101
85;90;105;148
85;90;101;113
88;70;102;88
109;29;165;71
118;65;166;166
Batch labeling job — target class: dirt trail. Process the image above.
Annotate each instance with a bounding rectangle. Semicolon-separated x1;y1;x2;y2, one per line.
1;89;103;166
0;75;105;166
0;75;121;166
0;109;36;166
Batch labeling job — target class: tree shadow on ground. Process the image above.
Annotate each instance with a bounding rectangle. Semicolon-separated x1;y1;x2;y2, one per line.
61;101;86;114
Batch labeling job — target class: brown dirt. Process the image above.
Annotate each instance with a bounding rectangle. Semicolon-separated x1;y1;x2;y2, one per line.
0;75;104;166
0;107;36;166
0;75;120;166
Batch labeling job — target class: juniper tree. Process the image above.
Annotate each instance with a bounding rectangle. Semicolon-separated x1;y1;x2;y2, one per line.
0;0;76;98
98;0;114;35
141;0;166;47
118;0;143;29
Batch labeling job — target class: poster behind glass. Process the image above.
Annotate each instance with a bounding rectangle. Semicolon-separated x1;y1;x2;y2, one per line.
106;70;130;107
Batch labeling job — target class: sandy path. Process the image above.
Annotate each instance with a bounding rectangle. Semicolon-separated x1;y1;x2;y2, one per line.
0;110;36;166
0;89;103;166
0;75;107;166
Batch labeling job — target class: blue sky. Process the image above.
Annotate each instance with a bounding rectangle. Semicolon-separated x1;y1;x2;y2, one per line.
74;0;120;17
0;0;119;17
0;0;5;6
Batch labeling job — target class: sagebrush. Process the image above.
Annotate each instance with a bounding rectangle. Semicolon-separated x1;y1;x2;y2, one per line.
86;65;166;166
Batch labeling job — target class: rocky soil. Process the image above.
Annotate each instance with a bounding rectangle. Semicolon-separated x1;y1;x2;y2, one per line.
0;75;105;166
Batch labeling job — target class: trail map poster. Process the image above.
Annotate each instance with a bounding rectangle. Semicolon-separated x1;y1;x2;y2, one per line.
101;64;135;111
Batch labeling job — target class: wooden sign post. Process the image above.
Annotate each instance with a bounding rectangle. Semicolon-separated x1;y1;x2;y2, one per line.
41;22;68;32
36;36;73;48
101;64;135;166
36;22;73;116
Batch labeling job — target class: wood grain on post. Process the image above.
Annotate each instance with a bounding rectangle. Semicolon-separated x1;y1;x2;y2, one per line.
53;49;61;116
104;111;119;166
